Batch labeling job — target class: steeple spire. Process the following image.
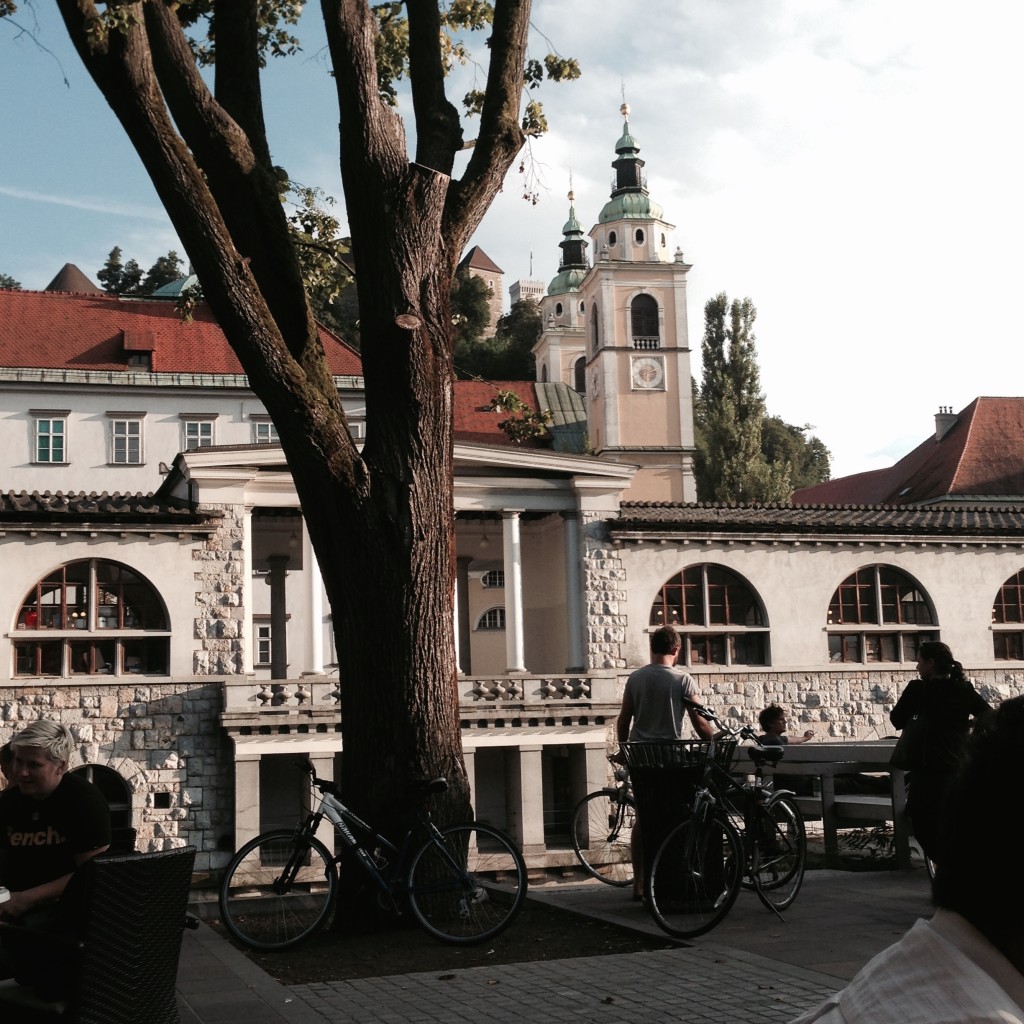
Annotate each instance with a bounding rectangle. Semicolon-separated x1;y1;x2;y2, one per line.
547;185;589;296
611;102;647;197
597;104;664;226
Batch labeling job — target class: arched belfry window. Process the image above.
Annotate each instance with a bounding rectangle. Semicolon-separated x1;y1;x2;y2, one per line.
630;295;660;350
13;559;170;677
573;356;586;394
993;569;1024;660
590;303;599;352
649;565;768;666
826;565;936;664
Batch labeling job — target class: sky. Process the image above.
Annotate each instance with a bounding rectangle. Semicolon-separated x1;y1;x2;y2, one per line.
2;1;1023;480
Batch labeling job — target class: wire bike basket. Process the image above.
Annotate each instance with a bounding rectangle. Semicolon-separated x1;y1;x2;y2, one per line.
620;739;738;882
619;738;737;772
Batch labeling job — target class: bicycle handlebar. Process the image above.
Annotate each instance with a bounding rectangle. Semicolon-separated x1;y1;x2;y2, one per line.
680;697;771;748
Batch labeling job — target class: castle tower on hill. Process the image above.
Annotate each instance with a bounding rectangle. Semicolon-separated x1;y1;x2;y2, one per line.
458;245;504;336
533;105;697;503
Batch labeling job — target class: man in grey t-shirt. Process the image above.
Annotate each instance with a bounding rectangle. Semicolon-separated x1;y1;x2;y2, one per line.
615;625;714;898
617;626;714;744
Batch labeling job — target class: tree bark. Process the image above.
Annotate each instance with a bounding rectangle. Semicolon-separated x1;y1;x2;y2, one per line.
54;0;531;855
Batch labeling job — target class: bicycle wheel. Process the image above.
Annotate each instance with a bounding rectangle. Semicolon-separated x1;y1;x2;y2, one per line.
219;830;337;950
646;813;742;938
571;790;636;886
406;822;527;944
751;795;806;912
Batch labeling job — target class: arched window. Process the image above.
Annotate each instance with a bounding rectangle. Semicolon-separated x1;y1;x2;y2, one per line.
555;302;563;316
608;230;617;247
481;570;505;589
635;228;645;245
477;607;506;630
630;295;660;350
573;356;586;395
826;565;936;664
13;559;170;677
992;569;1024;660
590;303;599;352
649;565;768;666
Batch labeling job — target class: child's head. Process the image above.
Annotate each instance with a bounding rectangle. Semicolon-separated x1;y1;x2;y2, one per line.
758;705;786;734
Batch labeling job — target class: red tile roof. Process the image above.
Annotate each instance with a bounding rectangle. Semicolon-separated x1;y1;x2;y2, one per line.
458;245;504;275
793;398;1024;505
0;289;362;377
453;380;545;446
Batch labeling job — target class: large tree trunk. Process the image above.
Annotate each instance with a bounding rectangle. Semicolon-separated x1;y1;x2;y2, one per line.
53;0;530;874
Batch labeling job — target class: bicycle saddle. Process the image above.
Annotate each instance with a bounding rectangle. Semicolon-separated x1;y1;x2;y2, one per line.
747;745;785;767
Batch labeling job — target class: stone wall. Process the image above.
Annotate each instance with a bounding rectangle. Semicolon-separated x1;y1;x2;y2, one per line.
582;512;628;669
193;503;246;676
674;669;1024;738
0;680;234;875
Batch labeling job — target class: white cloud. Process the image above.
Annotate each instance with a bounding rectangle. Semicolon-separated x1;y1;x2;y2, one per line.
0;185;168;221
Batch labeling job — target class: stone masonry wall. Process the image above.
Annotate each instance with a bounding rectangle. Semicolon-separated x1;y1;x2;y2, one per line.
681;668;1024;737
582;511;627;669
0;680;234;876
193;503;246;676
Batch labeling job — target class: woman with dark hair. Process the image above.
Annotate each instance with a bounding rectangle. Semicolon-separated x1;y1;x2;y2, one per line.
889;640;989;863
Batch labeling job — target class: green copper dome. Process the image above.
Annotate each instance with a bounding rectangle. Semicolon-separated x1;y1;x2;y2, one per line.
598;191;664;224
547;266;588;295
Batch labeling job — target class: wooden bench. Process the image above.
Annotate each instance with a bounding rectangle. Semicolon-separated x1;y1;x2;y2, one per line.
758;740;911;869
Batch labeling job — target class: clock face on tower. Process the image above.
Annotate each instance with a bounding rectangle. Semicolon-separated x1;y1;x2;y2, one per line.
631;355;666;391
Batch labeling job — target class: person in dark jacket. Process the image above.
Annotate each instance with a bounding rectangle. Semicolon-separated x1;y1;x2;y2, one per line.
890;641;989;863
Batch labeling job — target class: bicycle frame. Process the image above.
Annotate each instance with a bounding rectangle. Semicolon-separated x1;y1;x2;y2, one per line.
305;779;479;901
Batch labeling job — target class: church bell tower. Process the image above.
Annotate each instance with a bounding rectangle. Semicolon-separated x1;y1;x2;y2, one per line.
577;105;697;503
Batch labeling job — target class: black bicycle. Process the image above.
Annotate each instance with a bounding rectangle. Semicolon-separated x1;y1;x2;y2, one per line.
624;704;806;939
570;760;635;886
219;762;527;950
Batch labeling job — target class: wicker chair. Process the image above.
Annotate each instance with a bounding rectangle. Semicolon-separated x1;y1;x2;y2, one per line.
0;846;196;1023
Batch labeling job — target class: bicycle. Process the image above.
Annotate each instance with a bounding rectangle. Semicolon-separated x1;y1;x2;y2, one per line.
624;703;806;939
219;762;527;951
570;760;636;886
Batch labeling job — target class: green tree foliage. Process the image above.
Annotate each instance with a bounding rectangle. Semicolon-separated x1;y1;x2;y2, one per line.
455;298;540;380
8;1;578;854
0;273;21;290
450;269;492;348
140;250;184;293
97;246;183;295
695;293;830;502
760;416;831;492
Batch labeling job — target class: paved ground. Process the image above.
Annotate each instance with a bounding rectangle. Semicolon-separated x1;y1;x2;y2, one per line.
177;867;934;1024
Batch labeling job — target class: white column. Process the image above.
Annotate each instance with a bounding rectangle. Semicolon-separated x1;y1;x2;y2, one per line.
308;753;335;849
462;747;477;817
508;746;545;856
453;570;462;675
455;555;472;676
562;510;585;671
241;506;254;675
501;510;527;673
304;523;324;674
234;752;261;848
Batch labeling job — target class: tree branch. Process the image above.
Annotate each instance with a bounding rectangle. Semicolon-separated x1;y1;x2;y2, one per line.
55;0;359;489
444;0;529;254
406;1;462;174
212;0;273;170
141;2;316;365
